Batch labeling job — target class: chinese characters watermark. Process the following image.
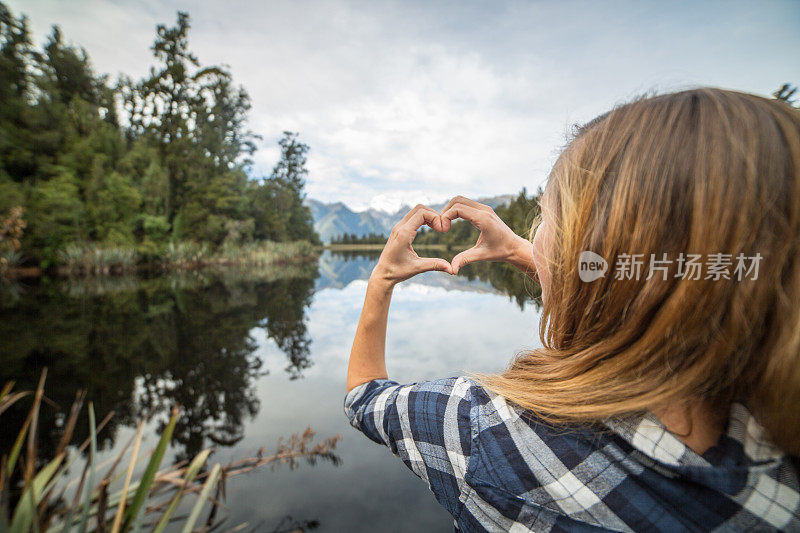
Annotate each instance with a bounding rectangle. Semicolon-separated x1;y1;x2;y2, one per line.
578;251;762;282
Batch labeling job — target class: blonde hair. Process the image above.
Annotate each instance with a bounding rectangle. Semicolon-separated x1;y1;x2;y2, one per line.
479;88;800;454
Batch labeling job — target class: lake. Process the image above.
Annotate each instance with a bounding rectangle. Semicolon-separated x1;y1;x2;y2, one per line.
0;250;542;532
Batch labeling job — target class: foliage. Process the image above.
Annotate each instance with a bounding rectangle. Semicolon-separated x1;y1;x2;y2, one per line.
774;83;798;107
247;132;321;245
0;3;319;269
0;205;25;274
0;371;340;532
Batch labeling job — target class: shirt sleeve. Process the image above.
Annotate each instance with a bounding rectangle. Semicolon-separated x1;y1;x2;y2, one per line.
343;377;475;519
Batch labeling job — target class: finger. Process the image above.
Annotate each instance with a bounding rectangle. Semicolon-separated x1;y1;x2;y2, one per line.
414;257;453;275
451;246;488;275
441;195;493;214
440;196;493;231
398;203;433;226
404;207;445;233
441;203;487;231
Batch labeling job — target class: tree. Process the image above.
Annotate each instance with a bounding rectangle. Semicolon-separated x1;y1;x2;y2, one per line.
271;131;319;244
247;131;320;245
0;2;321;267
121;11;258;243
774;83;798;108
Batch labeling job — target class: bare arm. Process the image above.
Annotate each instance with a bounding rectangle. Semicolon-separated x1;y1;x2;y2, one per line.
346;275;393;392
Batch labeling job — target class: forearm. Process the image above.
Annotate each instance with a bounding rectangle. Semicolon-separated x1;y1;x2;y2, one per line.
506;234;538;280
346;273;395;393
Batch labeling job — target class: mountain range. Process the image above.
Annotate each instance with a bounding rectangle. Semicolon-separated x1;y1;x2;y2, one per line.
304;194;515;243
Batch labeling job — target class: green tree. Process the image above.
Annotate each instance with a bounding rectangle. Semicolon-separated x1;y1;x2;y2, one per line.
270;131;320;244
0;2;320;267
248;132;320;245
122;11;257;241
28;171;85;265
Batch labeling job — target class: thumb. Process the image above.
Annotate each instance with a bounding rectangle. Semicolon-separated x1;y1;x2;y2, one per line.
415;257;453;275
451;246;484;275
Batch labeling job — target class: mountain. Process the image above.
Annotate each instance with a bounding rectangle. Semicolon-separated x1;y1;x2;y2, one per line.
305;194;515;243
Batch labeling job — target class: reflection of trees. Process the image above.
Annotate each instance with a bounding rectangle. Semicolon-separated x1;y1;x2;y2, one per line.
0;264;318;460
460;261;542;311
255;276;316;379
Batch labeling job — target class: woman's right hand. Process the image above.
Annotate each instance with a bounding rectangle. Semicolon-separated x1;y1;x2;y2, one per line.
440;196;536;277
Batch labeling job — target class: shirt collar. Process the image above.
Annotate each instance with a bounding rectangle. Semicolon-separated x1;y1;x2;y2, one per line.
603;402;784;470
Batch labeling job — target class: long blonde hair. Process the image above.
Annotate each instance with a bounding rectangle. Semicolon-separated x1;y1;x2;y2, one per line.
479;87;800;454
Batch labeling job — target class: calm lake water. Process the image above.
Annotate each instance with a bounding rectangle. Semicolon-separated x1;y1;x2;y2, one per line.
0;250;542;532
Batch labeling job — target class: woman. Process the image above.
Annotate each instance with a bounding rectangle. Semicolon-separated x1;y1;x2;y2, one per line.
344;88;800;531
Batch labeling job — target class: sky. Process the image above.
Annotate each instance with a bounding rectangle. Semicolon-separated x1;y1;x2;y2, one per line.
8;0;800;212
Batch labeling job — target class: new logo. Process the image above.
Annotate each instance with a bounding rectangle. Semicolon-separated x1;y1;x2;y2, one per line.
578;251;608;282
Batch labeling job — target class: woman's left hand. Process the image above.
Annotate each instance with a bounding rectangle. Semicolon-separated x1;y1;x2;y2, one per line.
371;204;453;286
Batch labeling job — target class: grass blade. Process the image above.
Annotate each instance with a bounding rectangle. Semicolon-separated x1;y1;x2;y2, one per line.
77;403;97;533
9;454;63;532
0;381;13;404
121;407;179;531
109;421;145;533
0;391;31;418
180;463;221;533
4;417;29;487
152;449;211;533
24;369;47;485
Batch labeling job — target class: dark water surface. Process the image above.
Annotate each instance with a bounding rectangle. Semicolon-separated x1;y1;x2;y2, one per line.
0;250;542;532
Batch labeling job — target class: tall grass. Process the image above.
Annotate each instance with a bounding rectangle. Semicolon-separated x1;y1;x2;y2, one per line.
0;370;340;532
57;244;138;276
162;242;212;268
214;240;319;266
53;240;320;277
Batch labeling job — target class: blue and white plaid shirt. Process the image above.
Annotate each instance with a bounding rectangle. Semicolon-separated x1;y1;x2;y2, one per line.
344;377;800;532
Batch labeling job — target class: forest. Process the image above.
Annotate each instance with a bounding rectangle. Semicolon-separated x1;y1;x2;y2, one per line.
0;4;320;273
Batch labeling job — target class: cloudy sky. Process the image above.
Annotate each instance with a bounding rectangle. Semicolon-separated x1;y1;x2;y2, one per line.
9;0;800;212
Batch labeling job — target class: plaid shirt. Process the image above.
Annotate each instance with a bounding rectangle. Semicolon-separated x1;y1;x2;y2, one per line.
344;377;800;532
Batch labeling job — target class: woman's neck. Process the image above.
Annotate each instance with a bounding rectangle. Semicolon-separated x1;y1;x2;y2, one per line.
650;399;727;456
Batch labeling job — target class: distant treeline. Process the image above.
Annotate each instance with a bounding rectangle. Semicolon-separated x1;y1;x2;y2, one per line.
414;188;542;247
0;5;319;269
331;232;387;245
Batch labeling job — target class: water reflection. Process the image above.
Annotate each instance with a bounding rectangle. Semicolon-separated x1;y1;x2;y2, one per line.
0;251;542;531
324;249;542;310
0;263;318;459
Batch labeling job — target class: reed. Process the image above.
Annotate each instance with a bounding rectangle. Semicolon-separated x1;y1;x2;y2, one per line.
214;240;319;266
57;244;138;276
0;370;340;532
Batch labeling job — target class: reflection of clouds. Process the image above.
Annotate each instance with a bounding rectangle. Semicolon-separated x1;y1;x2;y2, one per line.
301;276;542;383
315;250;507;296
250;328;291;371
228;269;543;531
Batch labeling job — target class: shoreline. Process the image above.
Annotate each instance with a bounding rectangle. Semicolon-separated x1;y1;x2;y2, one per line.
324;243;449;251
2;241;321;280
4;242;463;279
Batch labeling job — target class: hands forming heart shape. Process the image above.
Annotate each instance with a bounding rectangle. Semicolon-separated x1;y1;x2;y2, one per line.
371;195;531;286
